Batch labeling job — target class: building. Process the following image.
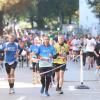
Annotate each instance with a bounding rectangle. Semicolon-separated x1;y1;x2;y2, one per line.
79;0;99;36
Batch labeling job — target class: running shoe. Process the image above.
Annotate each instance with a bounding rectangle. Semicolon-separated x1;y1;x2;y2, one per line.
59;90;64;94
9;88;15;94
44;91;50;96
58;87;63;94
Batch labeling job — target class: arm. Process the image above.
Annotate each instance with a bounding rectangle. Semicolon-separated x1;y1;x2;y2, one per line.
94;45;99;57
94;51;99;57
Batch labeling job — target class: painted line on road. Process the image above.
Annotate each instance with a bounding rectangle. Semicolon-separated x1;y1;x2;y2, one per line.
16;96;26;100
0;81;42;88
72;92;100;95
67;86;76;91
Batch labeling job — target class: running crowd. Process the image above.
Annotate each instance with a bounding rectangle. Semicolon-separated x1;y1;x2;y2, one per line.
0;32;100;96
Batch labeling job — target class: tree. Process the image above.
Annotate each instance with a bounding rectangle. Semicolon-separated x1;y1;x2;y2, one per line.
5;0;37;28
0;0;21;36
36;0;79;29
2;0;79;30
46;0;79;24
88;0;100;21
0;10;3;36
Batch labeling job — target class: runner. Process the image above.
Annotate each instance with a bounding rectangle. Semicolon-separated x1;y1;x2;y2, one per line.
53;35;69;94
82;35;87;66
0;43;4;69
2;34;21;94
29;37;41;84
94;36;100;74
67;37;73;60
49;38;56;85
18;40;27;68
71;36;80;62
27;34;34;48
37;35;56;96
86;34;96;69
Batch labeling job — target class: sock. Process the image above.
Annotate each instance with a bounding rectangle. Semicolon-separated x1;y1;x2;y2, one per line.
57;83;59;88
9;83;14;88
59;87;62;91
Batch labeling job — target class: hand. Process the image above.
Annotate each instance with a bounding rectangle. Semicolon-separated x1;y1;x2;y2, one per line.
96;54;99;58
14;51;19;58
39;56;49;61
32;52;36;55
4;48;8;52
49;54;52;58
32;58;39;63
58;52;62;56
58;56;66;59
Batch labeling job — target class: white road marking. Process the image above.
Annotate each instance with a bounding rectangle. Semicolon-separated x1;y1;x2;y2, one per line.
16;96;26;100
68;86;76;91
73;92;100;95
0;81;41;88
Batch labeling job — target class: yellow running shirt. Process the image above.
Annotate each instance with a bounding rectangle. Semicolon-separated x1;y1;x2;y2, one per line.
53;43;69;64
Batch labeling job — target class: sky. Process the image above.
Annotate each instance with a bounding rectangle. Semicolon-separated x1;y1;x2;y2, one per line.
79;0;99;29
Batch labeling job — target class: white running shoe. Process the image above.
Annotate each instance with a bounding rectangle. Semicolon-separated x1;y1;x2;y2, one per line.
9;88;15;94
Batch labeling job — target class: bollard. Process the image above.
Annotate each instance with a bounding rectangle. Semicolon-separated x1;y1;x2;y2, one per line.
75;50;89;89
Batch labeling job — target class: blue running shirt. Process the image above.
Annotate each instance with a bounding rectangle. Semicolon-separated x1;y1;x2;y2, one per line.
37;44;56;68
3;42;20;64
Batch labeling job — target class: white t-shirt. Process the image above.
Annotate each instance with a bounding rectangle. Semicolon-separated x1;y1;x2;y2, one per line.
71;39;80;51
85;38;96;52
82;38;87;52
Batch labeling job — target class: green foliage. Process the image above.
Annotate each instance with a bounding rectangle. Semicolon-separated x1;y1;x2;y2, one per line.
4;0;79;29
0;0;22;36
36;0;79;28
88;0;100;19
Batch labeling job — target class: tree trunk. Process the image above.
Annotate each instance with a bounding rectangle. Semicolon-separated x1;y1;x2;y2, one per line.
59;13;62;30
30;17;34;29
0;10;3;36
36;17;44;29
68;16;72;24
59;12;64;30
36;0;45;29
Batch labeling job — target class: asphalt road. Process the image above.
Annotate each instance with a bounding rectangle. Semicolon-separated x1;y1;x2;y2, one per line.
0;60;100;100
